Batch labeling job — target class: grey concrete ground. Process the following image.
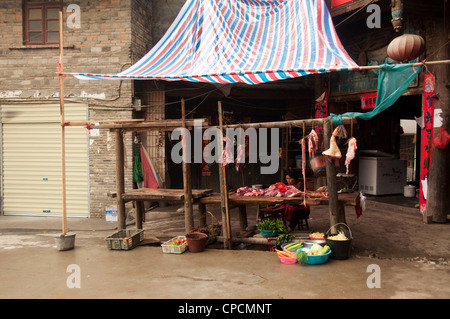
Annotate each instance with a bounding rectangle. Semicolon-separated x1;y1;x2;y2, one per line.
0;200;449;300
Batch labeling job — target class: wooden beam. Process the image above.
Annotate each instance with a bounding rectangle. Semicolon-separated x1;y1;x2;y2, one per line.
330;0;379;17
323;118;346;233
115;129;126;230
216;236;278;246
99;119;207;131
218;101;232;249
210;117;355;130
198;193;359;207
182;99;194;233
198;203;207;228
135;201;143;230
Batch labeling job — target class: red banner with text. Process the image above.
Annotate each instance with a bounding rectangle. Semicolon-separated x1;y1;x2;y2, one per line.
360;92;377;109
419;73;435;215
314;91;328;135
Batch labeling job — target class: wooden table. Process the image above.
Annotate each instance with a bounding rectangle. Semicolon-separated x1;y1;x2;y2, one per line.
122;188;213;229
198;192;360;232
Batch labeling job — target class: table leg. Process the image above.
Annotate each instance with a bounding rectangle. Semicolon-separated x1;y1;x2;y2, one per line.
238;205;248;231
135;201;143;230
198;202;207;227
115;129;126;230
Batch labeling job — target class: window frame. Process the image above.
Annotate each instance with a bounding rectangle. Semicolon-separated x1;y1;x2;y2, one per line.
23;1;63;45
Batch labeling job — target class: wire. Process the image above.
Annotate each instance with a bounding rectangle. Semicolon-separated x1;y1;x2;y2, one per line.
335;0;376;28
426;39;450;61
185;93;210;117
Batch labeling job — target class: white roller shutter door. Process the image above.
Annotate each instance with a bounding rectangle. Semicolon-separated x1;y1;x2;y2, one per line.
1;103;89;217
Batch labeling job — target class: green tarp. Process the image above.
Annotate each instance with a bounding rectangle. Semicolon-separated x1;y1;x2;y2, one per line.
133;143;144;183
331;63;423;126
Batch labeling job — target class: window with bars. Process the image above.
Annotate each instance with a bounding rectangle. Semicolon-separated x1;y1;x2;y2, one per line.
24;1;63;45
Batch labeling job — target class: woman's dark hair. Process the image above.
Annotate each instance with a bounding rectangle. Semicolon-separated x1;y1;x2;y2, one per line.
285;168;299;180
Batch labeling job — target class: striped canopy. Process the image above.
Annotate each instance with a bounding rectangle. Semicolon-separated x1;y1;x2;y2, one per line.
72;0;359;85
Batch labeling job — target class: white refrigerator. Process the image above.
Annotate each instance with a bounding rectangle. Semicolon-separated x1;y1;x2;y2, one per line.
358;151;407;195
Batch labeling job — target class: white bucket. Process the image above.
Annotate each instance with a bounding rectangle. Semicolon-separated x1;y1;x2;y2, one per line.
404;185;416;198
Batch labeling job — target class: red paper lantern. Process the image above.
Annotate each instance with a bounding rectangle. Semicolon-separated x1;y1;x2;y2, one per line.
387;34;425;62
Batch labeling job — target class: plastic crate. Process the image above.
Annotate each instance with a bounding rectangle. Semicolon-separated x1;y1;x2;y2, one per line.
161;236;187;254
105;229;144;250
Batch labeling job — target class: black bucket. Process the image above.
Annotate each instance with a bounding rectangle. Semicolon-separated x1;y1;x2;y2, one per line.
325;223;352;260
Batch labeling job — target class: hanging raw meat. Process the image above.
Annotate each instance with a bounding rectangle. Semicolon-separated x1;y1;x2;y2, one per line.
235;144;245;172
221;137;233;167
308;129;319;158
345;137;357;174
322;127;342;158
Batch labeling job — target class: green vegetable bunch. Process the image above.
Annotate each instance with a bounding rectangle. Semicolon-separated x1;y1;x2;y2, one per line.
256;219;286;232
276;233;295;246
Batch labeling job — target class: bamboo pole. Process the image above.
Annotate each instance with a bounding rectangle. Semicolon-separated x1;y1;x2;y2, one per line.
357;59;450;71
61;59;450;79
58;11;67;236
63;119;145;126
212;117;355;130
218;101;232;249
64;119;207;130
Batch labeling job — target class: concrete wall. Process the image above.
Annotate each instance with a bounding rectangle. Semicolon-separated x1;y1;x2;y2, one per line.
0;0;154;218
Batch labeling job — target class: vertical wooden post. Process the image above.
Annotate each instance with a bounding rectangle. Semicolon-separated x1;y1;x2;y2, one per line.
238;205;248;231
135;201;143;230
198;202;207;227
181;99;194;233
58;11;67;235
218;101;232;249
115;129;126;230
323;118;345;233
425;19;450;223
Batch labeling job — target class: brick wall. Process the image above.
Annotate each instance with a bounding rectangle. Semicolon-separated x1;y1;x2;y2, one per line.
152;0;184;43
0;0;154;218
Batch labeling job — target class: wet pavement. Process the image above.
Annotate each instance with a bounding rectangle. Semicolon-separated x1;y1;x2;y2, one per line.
0;202;449;300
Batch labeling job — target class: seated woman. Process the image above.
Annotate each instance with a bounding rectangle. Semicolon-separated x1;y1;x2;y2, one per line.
284;169;310;232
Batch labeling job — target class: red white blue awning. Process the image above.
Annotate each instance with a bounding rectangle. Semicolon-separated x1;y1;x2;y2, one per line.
72;0;359;85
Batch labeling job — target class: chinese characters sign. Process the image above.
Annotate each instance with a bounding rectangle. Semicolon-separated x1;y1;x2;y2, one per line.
361;92;377;109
